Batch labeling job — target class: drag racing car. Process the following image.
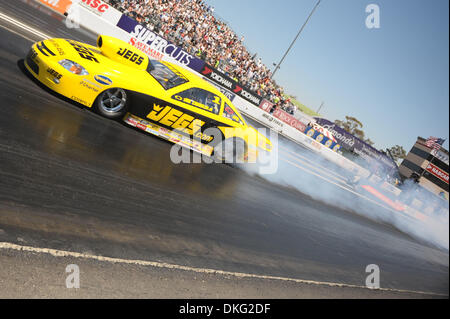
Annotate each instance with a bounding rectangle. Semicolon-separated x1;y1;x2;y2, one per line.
24;35;272;162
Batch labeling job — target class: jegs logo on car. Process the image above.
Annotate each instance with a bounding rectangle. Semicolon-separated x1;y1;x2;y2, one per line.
47;67;62;80
116;47;144;65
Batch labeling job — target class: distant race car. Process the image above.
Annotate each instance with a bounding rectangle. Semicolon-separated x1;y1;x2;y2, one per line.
24;35;272;162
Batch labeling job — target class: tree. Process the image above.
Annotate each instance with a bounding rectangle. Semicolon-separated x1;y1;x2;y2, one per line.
334;116;374;145
384;145;407;163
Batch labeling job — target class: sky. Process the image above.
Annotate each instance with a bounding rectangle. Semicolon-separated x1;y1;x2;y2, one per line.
204;0;449;151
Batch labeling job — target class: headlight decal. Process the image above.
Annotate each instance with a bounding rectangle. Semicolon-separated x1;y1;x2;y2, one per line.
58;59;88;75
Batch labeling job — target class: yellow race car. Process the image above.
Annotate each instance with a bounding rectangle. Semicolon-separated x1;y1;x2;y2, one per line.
24;35;272;162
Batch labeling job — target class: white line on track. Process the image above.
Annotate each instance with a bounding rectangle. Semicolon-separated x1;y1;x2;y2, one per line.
0;242;444;296
0;22;35;42
0;11;51;40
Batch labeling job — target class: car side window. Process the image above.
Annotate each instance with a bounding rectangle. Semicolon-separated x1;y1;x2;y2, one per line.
172;88;221;115
222;102;244;125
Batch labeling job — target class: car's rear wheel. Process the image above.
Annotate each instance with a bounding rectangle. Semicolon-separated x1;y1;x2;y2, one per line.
214;137;247;163
94;88;129;119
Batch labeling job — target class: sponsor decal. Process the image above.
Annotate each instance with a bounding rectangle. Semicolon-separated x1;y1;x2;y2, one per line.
48;39;65;55
126;117;138;126
200;64;262;106
116;15;204;71
129;38;164;60
169;134;181;143
94;75;112;86
80;78;101;92
172;93;220;114
136;123;146;131
426;163;449;183
71;96;88;105
67;40;99;63
80;0;109;14
126;115;159;136
116;47;144;65
145;127;159;136
158;127;170;137
145;104;215;143
46;67;62;80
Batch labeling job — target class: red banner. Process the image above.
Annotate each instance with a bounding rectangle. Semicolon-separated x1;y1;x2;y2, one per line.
259;99;273;112
426;163;449;183
273;109;306;132
258;99;306;132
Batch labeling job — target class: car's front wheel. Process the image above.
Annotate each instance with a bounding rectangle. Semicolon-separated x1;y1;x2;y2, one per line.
94;88;129;119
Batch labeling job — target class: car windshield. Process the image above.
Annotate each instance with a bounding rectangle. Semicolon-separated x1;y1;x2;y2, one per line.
147;60;188;90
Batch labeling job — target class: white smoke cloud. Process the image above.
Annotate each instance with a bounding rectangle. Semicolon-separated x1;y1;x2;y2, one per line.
239;133;449;251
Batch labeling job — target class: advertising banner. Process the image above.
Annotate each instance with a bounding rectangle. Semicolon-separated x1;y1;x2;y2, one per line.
314;117;396;170
200;64;262;106
304;126;341;152
426;163;449;184
259;99;274;112
273;109;306;132
37;0;72;14
310;122;337;142
202;77;236;102
78;0;122;25
115;14;205;72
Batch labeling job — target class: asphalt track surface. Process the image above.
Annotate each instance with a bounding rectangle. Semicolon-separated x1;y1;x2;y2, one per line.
0;0;448;298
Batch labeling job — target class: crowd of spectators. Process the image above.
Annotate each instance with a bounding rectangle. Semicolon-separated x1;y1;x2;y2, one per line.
104;0;297;115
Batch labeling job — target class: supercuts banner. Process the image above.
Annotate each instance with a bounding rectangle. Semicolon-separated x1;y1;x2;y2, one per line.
116;15;205;72
315;117;396;170
200;64;262;106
